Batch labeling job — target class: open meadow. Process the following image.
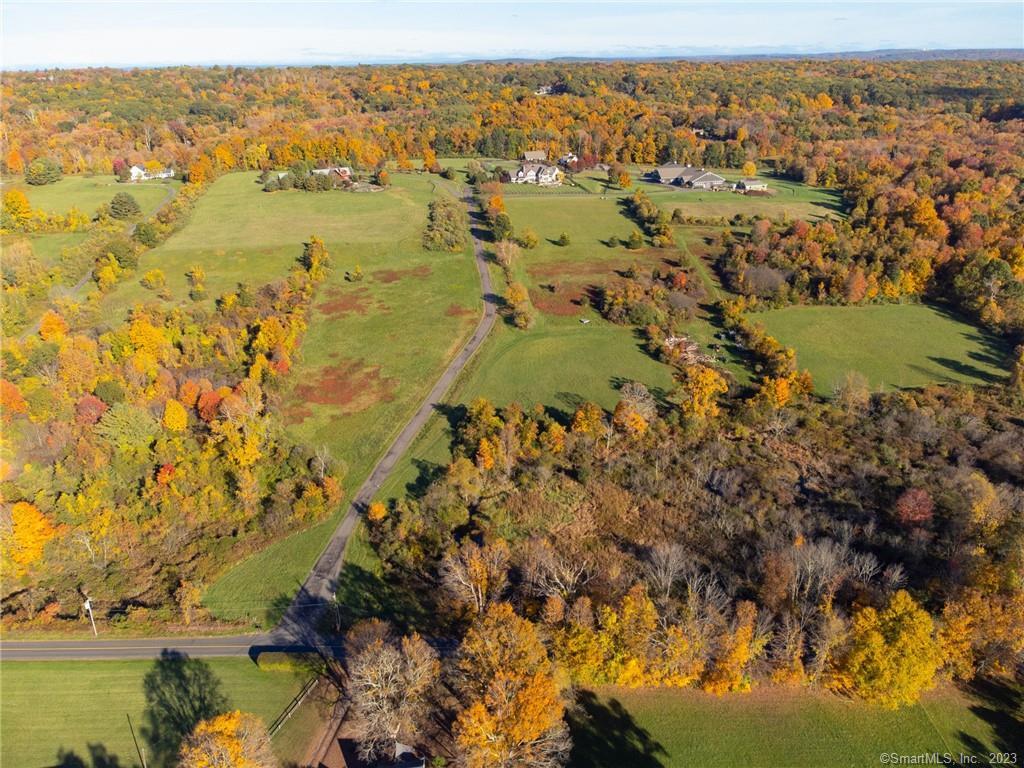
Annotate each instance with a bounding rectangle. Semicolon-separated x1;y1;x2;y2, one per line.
378;194;747;503
9;174;180;216
1;231;90;268
178;173;481;626
569;683;1021;768
0;658;311;768
756;303;1010;394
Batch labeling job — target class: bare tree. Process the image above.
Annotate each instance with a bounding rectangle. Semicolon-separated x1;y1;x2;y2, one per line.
644;542;692;605
520;538;592;601
347;633;440;763
440;539;510;614
618;381;657;421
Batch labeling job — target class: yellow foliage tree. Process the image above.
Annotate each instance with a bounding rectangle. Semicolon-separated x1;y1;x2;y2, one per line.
676;364;728;421
178;710;276;768
702;601;758;695
39;310;69;341
454;671;567;768
571;401;604;436
5;501;59;577
163;399;188;432
828;590;940;708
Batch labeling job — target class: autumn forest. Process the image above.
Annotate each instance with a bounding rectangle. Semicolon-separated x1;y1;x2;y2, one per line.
2;57;1023;767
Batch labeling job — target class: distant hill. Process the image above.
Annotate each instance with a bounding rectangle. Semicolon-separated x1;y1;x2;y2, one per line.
469;49;1024;64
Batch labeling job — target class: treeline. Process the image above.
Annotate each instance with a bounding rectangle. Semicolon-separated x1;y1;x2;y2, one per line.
346;362;1024;759
0;238;339;627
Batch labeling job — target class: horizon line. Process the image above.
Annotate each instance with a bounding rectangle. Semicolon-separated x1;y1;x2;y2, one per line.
5;46;1023;73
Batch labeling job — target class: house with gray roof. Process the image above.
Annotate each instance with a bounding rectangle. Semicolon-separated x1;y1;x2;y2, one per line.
653;162;728;189
511;162;562;186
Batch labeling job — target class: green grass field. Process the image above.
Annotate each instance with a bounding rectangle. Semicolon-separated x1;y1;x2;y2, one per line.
0;658;308;768
9;175;179;217
188;172;480;627
756;304;1010;395
379;194;693;502
1;232;90;269
569;684;1021;768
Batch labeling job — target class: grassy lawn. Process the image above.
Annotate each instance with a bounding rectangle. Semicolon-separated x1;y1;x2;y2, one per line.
9;175;179;217
0;658;308;768
756;304;1010;395
650;173;845;221
2;231;91;269
569;683;1022;768
189;172;480;627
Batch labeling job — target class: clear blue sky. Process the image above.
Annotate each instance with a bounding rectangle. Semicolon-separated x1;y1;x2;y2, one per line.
2;1;1021;70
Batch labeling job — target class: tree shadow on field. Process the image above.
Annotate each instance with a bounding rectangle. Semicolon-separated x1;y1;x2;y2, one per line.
956;677;1024;757
927;356;1003;384
334;563;433;635
141;650;229;767
53;744;127;768
567;690;668;768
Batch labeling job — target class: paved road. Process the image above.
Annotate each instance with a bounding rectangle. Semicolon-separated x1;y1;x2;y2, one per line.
0;635;268;661
1;191;495;661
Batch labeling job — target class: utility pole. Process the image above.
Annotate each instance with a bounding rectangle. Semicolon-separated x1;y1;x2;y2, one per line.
83;597;97;637
127;713;148;768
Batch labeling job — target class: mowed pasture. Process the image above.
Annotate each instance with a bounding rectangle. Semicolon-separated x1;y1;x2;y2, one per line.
190;173;480;626
9;175;179;216
756;304;1010;395
0;658;309;768
569;684;1020;768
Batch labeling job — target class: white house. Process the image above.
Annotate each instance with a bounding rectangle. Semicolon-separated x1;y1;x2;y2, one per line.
510;162;562;186
738;178;768;191
311;166;352;180
558;152;579;166
129;165;174;182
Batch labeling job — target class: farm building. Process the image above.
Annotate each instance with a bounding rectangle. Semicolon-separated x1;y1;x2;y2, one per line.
738;178;769;191
522;149;547;162
653;163;728;189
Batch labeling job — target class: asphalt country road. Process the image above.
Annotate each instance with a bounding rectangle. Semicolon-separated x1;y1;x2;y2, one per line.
1;191;495;662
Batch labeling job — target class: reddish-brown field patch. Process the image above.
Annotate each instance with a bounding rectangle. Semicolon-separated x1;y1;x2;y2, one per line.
372;264;432;283
318;286;373;317
529;285;588;316
445;303;476;317
527;252;674;283
289;357;396;415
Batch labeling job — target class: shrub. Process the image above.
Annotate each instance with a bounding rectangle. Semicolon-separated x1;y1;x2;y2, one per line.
517;228;539;249
133;222;159;246
25;157;62;186
556;232;570;246
110;192;142;219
